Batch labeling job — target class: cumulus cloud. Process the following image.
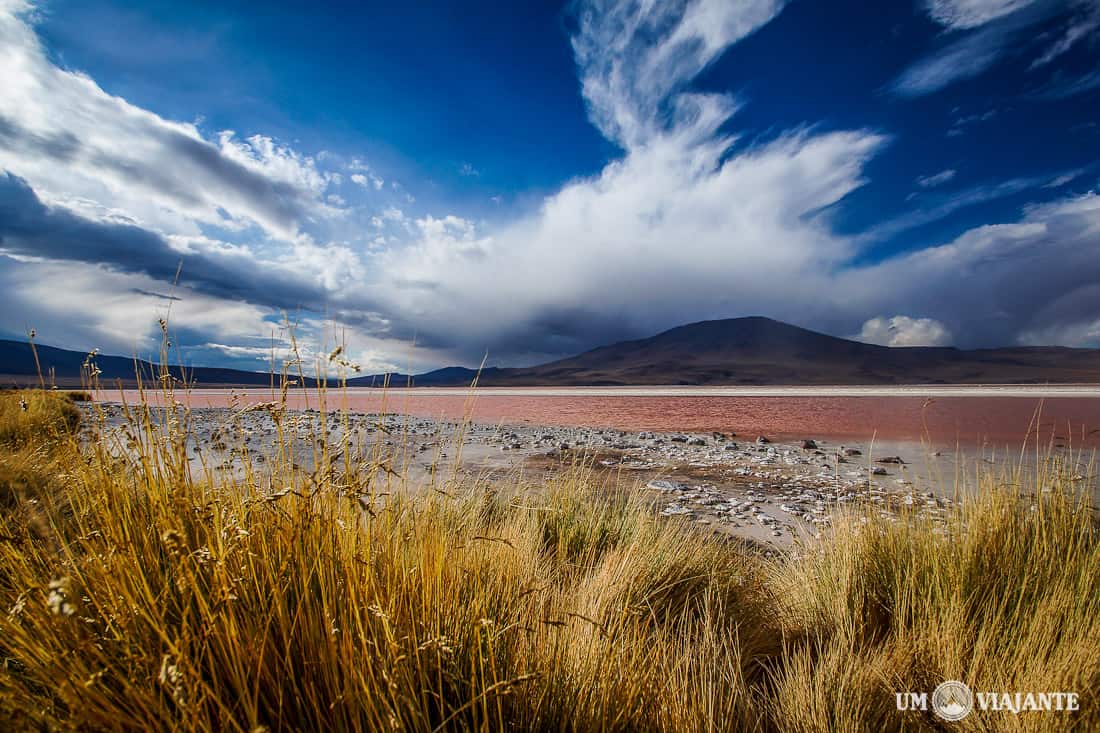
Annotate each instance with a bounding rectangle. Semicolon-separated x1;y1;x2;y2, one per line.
350;171;384;190
841;193;1100;348
343;0;906;362
857;315;954;347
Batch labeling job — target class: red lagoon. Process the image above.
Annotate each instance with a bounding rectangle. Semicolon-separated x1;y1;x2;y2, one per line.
101;388;1100;449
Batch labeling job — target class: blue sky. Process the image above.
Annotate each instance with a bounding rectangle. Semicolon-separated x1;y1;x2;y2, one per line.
1;0;1099;373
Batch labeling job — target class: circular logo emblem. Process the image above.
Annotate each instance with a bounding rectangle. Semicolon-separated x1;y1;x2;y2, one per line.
932;680;974;722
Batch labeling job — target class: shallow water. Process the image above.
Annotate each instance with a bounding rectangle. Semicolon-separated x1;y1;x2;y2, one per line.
100;387;1100;450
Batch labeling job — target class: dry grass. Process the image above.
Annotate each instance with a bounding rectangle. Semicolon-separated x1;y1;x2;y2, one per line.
0;388;1096;731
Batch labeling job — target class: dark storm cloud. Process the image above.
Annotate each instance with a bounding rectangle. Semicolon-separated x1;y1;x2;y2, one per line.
0;172;324;310
0;113;314;236
158;131;313;232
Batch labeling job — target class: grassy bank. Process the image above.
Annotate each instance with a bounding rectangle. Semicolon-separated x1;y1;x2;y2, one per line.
0;390;1096;731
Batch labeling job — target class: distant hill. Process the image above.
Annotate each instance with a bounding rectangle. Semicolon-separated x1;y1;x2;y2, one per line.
460;316;1100;385
0;340;301;388
5;317;1100;388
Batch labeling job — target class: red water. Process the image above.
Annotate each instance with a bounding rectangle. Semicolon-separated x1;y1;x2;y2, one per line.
102;389;1100;449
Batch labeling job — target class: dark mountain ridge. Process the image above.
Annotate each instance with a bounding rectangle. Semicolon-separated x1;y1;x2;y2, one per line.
3;317;1100;388
456;317;1100;386
0;340;305;388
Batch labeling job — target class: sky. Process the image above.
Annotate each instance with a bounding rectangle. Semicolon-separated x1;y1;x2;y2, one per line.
0;0;1099;374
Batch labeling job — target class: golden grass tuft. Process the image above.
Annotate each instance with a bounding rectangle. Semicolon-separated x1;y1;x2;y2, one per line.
0;389;1096;731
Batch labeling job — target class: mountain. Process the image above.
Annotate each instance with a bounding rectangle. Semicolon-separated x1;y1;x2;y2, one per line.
350;366;503;388
461;317;1100;385
350;317;1100;386
0;340;310;388
5;317;1100;388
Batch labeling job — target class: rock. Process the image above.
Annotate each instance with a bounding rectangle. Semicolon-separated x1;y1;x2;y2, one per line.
801;439;818;450
687;436;707;446
756;436;771;444
877;456;905;464
843;448;862;456
647;480;687;492
870;466;888;475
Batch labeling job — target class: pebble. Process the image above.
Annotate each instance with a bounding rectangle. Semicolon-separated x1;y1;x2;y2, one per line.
80;402;965;549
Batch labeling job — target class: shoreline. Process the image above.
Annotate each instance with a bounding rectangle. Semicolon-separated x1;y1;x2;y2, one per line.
93;386;1100;450
160;384;1100;397
83;401;1087;551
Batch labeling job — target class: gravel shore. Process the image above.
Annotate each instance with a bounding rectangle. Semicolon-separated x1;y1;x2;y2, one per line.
81;403;993;550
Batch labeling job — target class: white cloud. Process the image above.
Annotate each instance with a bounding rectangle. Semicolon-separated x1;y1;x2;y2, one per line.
893;0;1077;97
572;0;786;150
1044;170;1084;188
1034;69;1100;99
857;315;953;347
216;131;330;196
841;193;1100;347
350;171;384;190
415;214;476;239
0;256;272;355
924;0;1039;29
869;170;1077;240
0;1;346;240
375;123;886;359
1029;2;1100;68
891;25;1008;96
916;169;957;188
1017;311;1100;347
